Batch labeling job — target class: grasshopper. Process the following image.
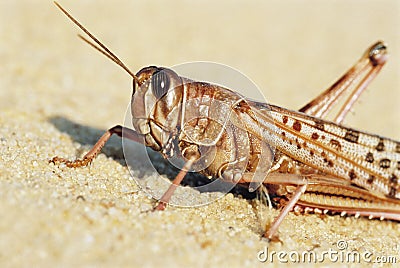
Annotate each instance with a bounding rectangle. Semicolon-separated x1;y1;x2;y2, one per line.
51;2;400;240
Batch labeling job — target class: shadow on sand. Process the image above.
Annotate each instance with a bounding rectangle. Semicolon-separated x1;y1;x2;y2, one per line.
48;115;256;198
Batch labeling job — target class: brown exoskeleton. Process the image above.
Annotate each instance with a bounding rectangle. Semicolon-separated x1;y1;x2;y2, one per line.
51;2;400;240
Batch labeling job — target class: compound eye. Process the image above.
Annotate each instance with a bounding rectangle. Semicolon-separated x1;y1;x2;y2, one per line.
151;70;170;99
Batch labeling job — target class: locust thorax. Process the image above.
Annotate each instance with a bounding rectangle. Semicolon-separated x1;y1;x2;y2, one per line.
130;66;184;152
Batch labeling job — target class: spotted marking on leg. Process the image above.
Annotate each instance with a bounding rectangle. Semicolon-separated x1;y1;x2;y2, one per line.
293;120;302;132
390;174;398;184
311;132;319;140
395;143;400;153
379;158;391;169
329;139;342;151
344;130;360;143
282;115;288;124
376;139;385;152
388;187;397;198
314;120;325;131
348;169;357;180
365;152;374;163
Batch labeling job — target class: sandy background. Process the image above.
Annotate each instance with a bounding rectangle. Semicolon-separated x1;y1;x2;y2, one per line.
1;0;400;267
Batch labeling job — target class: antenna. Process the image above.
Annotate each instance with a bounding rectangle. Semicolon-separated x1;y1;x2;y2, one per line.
54;2;140;83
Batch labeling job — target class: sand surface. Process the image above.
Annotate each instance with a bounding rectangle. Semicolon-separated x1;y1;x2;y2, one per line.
1;1;400;267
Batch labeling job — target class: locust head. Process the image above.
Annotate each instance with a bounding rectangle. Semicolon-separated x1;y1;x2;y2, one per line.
131;67;184;152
